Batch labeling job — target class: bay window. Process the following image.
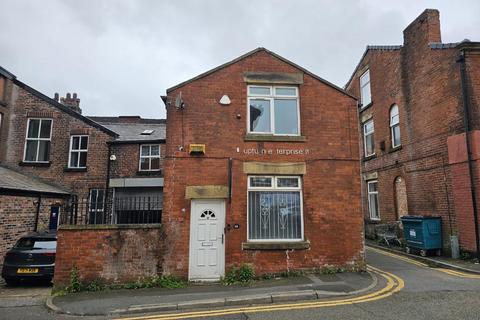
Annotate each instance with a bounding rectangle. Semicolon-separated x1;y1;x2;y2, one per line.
248;176;303;241
248;86;299;135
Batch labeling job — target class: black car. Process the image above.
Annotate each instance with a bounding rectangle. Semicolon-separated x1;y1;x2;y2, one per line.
1;231;56;285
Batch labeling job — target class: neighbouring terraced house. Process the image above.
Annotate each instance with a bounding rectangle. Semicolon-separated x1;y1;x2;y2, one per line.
0;66;166;268
345;9;480;257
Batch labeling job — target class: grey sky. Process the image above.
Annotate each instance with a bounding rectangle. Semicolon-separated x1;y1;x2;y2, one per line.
1;1;478;118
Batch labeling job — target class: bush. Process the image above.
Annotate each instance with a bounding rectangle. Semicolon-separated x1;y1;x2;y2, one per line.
63;268;185;293
65;267;82;293
222;264;255;285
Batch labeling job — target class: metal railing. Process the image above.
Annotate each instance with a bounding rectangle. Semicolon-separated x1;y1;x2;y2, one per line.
60;194;162;225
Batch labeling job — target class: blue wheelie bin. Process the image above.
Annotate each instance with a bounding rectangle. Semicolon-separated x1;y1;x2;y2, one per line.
401;216;442;256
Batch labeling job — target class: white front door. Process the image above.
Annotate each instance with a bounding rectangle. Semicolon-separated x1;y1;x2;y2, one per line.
189;199;225;281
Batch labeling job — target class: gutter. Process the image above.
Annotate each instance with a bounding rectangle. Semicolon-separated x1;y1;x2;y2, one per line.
457;50;480;261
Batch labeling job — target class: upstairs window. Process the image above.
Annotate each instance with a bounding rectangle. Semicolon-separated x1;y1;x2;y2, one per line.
69;135;88;168
390;105;401;148
247;176;303;241
24;118;52;162
248;85;299;135
139;144;160;171
360;70;371;107
363;119;375;157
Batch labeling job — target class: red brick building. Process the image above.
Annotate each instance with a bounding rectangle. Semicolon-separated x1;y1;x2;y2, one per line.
345;9;480;256
162;48;363;280
0;66;166;268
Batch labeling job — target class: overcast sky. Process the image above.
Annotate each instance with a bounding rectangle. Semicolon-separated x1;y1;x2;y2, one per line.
1;1;479;118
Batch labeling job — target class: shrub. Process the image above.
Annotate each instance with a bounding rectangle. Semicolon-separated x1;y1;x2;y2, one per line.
65;267;82;293
222;264;255;285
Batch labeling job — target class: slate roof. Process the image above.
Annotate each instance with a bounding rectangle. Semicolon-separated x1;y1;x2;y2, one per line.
88;116;166;143
0;166;71;196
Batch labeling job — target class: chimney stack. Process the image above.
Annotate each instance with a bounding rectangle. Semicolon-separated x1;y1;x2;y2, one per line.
403;9;442;47
57;92;82;114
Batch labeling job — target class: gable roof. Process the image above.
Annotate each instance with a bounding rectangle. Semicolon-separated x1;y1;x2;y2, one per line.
0;65;118;137
344;45;402;90
0;165;71;196
167;47;356;100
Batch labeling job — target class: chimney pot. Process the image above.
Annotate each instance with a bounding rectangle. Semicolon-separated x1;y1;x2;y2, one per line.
54;93;59;101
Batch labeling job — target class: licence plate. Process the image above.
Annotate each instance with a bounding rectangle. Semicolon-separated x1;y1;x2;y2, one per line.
17;268;39;274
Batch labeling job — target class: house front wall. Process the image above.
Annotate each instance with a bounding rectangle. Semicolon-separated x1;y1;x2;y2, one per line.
163;50;363;277
2;84;114;198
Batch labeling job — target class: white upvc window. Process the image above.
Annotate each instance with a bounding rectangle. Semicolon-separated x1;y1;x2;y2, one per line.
390;105;401;148
139;144;161;171
367;180;380;220
68;135;88;168
360;69;372;107
363;119;375;157
23;118;52;162
247;176;304;242
247;85;300;136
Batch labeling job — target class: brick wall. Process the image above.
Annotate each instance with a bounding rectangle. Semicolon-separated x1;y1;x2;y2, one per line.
3;84;114;198
163;49;364;277
110;143;166;178
0;195;64;265
346;9;480;252
53;225;165;287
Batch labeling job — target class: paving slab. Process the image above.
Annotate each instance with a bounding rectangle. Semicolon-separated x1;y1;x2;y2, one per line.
49;271;376;316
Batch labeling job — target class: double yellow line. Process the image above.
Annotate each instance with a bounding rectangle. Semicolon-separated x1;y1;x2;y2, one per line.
368;246;480;278
116;265;404;320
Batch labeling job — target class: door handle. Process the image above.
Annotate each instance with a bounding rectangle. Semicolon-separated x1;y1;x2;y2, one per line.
221;233;224;244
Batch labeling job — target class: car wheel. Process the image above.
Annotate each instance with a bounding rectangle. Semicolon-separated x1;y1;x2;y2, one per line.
4;277;19;286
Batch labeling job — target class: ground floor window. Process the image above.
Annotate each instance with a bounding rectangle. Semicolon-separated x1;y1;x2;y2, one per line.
248;176;303;241
367;180;380;220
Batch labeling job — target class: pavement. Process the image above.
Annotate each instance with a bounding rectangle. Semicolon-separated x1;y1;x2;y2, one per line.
2;245;480;319
366;239;480;273
49;271;376;316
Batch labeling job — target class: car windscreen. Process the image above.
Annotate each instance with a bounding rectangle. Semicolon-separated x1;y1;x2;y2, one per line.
15;238;57;250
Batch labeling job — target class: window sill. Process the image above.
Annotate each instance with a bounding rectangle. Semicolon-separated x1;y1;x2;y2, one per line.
244;134;307;142
362;154;376;162
64;167;88;172
359;101;373;111
18;161;51;167
137;170;162;176
242;241;310;250
388;145;402;153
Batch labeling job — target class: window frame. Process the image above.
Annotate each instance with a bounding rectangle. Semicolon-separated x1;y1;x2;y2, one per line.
247;85;301;136
390;105;401;148
360;69;372;107
68;135;89;169
363;119;375;157
246;175;304;242
138;144;161;172
23;118;53;163
367;180;380;221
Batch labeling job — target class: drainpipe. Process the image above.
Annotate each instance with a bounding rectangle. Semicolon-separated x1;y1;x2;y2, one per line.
457;50;480;261
34;195;41;232
106;143;112;190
